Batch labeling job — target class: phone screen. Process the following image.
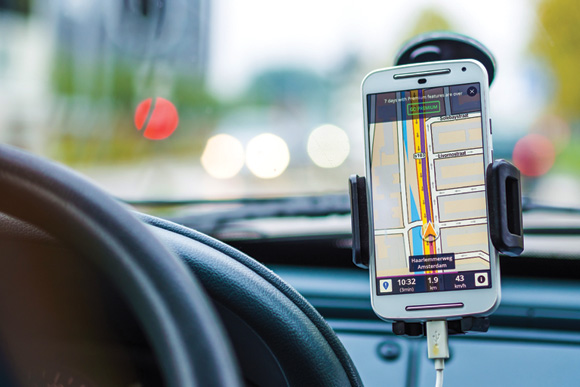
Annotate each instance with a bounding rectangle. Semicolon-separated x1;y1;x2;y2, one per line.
368;82;492;296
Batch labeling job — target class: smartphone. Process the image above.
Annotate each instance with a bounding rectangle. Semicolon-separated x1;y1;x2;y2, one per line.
362;59;499;321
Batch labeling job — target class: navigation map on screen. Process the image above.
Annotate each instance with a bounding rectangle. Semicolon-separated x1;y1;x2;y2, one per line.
368;83;492;295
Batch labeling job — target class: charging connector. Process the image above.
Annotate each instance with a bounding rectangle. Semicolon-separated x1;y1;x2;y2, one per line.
426;320;449;387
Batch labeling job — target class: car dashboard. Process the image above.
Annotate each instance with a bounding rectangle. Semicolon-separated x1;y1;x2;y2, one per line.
217;210;580;386
1;205;579;387
275;266;580;386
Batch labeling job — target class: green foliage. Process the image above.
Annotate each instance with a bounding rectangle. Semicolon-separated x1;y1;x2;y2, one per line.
110;60;135;108
49;48;221;165
406;8;452;39
172;75;220;113
51;112;212;167
52;51;135;106
51;51;76;96
243;68;330;107
532;0;580;119
0;0;30;14
552;139;580;173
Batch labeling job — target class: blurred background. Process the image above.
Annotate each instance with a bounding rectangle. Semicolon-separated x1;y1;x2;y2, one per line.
0;0;578;206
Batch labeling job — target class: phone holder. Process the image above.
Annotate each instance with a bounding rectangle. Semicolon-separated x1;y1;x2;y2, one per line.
392;316;491;337
350;159;524;268
349;159;524;336
352;32;513;336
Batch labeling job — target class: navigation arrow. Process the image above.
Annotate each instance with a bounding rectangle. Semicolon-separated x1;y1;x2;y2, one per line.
422;221;438;242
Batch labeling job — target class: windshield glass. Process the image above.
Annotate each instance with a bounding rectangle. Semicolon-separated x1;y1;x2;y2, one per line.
2;0;578;205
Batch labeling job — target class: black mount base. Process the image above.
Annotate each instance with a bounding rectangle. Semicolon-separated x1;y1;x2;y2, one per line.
392;316;490;337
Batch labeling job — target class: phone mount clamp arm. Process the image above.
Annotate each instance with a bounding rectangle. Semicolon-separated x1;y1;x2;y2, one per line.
350;160;524;268
349;160;523;336
350;32;522;337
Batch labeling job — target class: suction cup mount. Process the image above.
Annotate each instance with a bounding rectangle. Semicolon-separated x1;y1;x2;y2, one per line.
394;32;496;86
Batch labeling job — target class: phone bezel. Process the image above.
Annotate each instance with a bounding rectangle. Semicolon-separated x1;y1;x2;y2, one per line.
362;59;500;322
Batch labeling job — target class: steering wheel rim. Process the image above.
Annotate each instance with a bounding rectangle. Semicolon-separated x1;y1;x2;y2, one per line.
0;144;241;387
142;214;364;386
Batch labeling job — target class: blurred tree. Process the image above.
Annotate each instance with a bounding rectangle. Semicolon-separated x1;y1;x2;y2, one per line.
52;52;135;107
245;68;329;108
0;0;30;14
173;75;219;113
532;0;580;119
406;8;452;39
243;68;331;125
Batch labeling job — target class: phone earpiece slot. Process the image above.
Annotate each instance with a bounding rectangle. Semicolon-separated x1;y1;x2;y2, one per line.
393;68;450;79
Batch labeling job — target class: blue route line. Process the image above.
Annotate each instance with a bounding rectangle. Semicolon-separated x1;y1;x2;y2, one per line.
409;188;421;222
411;226;424;257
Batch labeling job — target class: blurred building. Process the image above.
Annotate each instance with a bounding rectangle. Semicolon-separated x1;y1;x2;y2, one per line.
0;2;50;154
0;0;211;153
45;0;210;78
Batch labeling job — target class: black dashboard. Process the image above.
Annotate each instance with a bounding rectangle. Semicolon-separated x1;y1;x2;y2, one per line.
1;209;580;387
220;212;580;386
274;265;580;386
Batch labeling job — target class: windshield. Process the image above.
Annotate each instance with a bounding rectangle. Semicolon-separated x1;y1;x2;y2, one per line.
2;0;578;205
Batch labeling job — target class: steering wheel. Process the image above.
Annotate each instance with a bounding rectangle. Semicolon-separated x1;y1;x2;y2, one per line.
142;215;364;386
0;144;242;387
0;144;364;386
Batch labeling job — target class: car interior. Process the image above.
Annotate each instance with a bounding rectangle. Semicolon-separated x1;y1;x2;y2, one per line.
2;0;580;386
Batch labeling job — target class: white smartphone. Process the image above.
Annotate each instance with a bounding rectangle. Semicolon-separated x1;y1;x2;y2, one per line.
362;59;500;321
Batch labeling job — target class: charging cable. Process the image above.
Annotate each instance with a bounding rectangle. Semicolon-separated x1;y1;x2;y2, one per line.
426;320;449;387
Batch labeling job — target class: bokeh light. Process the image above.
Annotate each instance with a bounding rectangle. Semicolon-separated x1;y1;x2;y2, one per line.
134;97;179;140
512;134;556;177
307;124;350;168
246;133;290;179
201;134;245;179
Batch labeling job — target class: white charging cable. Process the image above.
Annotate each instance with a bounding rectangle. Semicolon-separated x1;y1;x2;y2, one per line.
426;320;450;387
